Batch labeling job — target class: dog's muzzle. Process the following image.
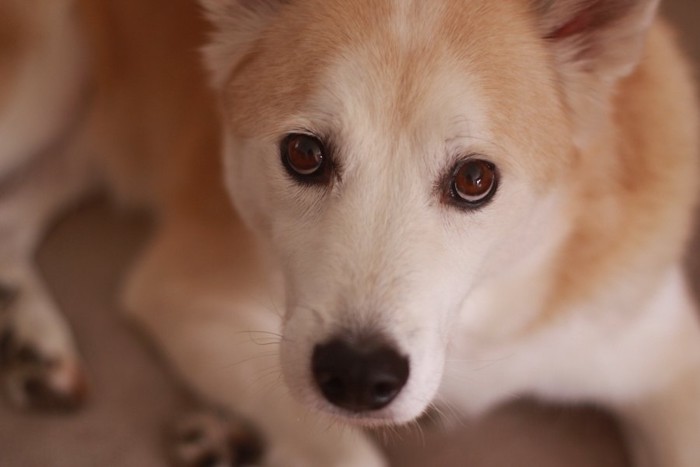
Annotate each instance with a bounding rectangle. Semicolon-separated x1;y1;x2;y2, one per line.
311;336;409;413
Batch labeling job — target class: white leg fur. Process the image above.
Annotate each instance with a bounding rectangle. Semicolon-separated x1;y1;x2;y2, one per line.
124;221;386;467
0;0;92;410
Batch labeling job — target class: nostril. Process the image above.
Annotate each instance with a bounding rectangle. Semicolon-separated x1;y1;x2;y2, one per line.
317;373;345;399
373;380;398;401
311;337;409;413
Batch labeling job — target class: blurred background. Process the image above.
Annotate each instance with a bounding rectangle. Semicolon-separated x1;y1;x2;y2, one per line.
0;1;699;466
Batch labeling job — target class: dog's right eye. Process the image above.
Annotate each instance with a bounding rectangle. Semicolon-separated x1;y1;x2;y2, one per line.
281;134;332;185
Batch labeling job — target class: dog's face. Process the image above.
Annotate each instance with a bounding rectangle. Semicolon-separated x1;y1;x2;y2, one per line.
203;0;658;424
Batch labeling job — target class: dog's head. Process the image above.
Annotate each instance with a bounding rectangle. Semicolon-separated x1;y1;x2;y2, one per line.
202;0;659;425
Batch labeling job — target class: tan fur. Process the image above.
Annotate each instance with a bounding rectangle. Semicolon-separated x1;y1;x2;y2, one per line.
68;2;263;360
546;22;699;317
74;0;223;211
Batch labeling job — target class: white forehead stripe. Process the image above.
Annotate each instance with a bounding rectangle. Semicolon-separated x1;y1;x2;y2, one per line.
390;0;442;50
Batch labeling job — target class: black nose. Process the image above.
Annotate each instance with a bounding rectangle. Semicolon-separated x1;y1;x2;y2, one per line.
312;337;409;412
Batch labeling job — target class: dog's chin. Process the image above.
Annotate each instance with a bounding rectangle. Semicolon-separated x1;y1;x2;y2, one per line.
306;396;430;429
284;376;435;429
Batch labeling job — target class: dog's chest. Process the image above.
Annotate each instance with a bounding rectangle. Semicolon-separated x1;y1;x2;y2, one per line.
438;268;693;415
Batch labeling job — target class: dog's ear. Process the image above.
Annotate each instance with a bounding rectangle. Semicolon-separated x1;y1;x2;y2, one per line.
199;0;288;88
534;0;660;80
532;0;660;140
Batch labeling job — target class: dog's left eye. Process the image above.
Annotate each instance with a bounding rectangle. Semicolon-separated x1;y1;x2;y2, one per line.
281;134;332;185
445;158;499;208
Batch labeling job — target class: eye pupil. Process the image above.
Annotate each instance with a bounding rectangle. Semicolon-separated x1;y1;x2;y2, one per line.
451;159;498;206
285;135;324;176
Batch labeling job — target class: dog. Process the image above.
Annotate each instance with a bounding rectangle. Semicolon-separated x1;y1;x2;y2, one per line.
1;0;699;465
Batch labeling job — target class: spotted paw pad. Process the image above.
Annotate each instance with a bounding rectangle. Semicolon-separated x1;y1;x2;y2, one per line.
169;410;264;467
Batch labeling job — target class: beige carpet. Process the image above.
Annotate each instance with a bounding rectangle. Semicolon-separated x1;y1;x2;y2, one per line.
1;2;699;466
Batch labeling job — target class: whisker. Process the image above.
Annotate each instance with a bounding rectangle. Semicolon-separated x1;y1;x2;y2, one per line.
248;366;284;390
248;295;286;321
218;351;278;371
406;418;425;449
234;330;284;339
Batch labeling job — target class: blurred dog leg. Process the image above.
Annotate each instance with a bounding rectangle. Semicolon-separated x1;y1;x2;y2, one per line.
0;0;93;412
0;141;95;411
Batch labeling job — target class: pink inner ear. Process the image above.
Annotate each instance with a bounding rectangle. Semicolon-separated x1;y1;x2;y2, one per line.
546;9;594;40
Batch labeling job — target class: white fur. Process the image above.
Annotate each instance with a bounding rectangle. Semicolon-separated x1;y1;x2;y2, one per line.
441;268;700;411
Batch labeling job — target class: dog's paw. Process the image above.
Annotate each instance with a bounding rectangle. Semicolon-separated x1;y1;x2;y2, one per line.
0;284;87;412
168;409;264;467
0;284;18;312
0;327;88;411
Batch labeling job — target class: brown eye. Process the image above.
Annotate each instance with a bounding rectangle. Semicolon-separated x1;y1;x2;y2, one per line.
450;159;498;207
281;134;331;184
